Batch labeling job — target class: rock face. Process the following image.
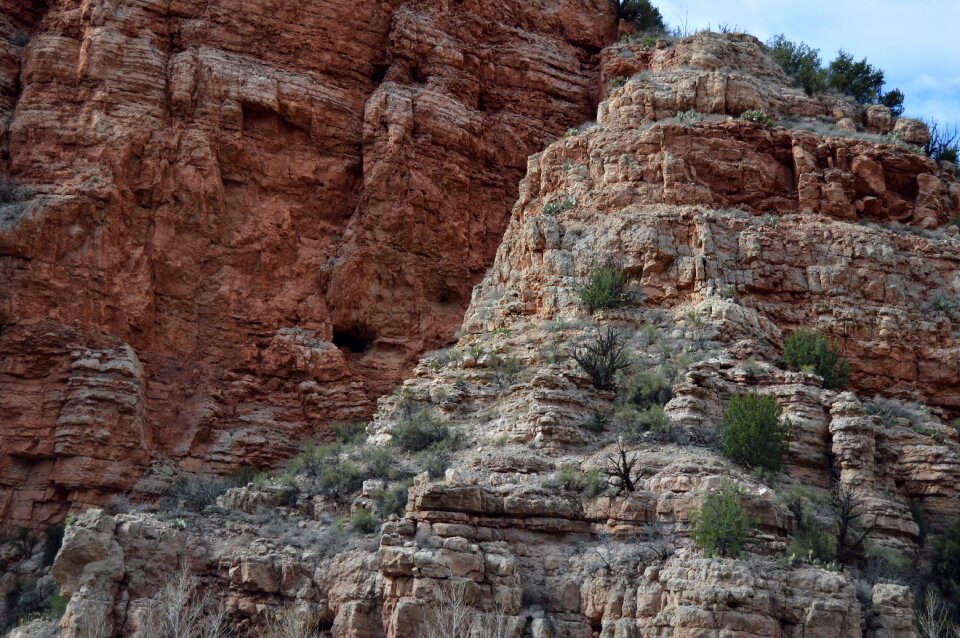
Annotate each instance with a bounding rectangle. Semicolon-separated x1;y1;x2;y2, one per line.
0;0;615;528
46;31;958;638
0;322;149;527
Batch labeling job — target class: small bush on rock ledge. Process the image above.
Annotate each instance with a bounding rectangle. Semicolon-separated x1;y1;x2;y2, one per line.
579;261;630;312
740;109;774;128
391;409;450;452
350;509;378;534
783;327;850;389
690;480;751;558
783;488;836;567
166;475;229;512
543;194;577;216
719;393;791;471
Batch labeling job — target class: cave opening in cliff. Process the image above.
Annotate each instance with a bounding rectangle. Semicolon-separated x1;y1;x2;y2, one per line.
371;63;389;85
332;324;375;354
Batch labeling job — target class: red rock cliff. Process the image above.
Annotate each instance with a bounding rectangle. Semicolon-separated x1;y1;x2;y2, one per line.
0;0;616;528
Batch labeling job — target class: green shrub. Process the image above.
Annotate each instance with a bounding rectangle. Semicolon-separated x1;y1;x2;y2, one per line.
783;327;850;389
47;591;68;618
676;109;701;123
618;369;673;409
767;35;826;95
0;580;68;628
931;519;960;604
351;509;378;534
422;449;451;479
551;466;608;498
636;404;671;436
740;110;774;127
610;76;627;92
880;89;905;118
766;36;903;114
581;470;608;498
226;465;269;488
391;409;449;452
642;33;658;48
167;474;229;512
864;397;928;429
372;485;409;518
427;348;460;371
579;261;629;312
608;0;666;32
927;292;959;317
543;194;577;216
491;354;523;389
552;464;581;491
361;447;396;480
827;51;885;104
284;442;335;479
825;51;903;113
783;488;836;565
616;404;672;441
333;421;368;445
864;544;913;584
789;525;836;566
690;481;751;557
719;393;791;471
583;411;609;434
282;441;399;504
317;458;366;503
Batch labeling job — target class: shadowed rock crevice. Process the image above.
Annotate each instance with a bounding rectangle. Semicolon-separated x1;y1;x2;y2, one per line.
333;324;376;355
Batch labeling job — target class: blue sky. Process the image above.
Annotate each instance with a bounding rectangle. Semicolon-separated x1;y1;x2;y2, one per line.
655;0;960;124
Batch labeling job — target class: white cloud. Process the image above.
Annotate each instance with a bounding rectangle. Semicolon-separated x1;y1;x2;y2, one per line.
652;1;960;122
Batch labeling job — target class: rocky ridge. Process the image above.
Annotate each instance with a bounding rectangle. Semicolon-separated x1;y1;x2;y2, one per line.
33;29;960;638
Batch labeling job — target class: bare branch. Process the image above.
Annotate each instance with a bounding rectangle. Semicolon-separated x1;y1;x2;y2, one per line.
572;326;630;391
140;566;230;638
604;439;641;494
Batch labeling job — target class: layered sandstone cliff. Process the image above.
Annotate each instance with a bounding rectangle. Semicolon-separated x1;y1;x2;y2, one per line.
34;30;960;638
0;0;616;529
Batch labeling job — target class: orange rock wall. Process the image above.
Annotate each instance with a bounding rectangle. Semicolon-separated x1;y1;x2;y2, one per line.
0;0;615;528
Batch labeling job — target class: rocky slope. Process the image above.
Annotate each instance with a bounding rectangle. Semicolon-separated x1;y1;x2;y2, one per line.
32;30;960;638
0;0;616;529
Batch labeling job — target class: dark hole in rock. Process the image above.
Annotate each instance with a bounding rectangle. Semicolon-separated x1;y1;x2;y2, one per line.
371;63;389;84
333;325;374;353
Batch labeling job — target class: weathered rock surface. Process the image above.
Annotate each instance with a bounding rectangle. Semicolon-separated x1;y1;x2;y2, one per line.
0;0;614;527
0;322;150;528
11;25;960;638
